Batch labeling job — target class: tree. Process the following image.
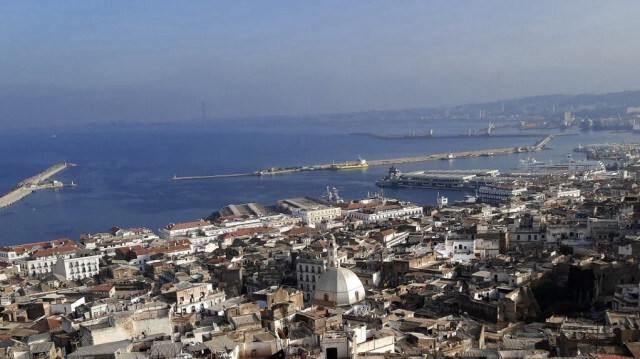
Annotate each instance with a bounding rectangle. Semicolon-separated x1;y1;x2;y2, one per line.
559;244;574;255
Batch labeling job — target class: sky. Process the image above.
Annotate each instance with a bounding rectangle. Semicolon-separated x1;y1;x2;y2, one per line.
1;1;640;128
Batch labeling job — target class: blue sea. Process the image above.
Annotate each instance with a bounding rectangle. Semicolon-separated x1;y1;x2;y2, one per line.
1;118;638;245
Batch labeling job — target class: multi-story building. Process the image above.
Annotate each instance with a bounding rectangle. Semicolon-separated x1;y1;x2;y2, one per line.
0;238;75;265
296;251;328;302
172;281;226;314
17;245;80;278
279;197;342;227
478;183;528;203
159;220;216;239
346;203;423;224
52;252;101;281
292;206;342;227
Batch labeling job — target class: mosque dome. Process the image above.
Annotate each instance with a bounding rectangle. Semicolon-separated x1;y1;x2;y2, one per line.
312;267;365;307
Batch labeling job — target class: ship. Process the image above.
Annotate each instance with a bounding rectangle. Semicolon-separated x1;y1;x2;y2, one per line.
375;166;501;190
331;156;369;170
321;186;344;204
518;154;605;172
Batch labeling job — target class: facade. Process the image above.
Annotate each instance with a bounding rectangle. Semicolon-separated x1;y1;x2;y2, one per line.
16;246;80;278
173;281;226;314
52;253;101;281
297;251;327;302
77;304;173;346
478;184;528;203
347;203;423;224
279;197;342;227
159;220;216;239
292;206;342;227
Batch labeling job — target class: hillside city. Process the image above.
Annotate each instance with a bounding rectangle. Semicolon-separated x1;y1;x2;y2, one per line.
2;140;640;359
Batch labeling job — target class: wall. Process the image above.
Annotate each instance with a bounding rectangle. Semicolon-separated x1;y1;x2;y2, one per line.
356;336;395;354
457;294;501;323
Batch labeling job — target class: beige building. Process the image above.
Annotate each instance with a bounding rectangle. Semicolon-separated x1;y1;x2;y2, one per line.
77;303;173;346
279;197;342;227
173;281;226;314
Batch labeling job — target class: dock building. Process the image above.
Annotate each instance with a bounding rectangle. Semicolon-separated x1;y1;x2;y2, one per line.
278;197;342;227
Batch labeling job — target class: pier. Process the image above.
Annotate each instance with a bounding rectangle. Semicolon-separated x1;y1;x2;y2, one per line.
173;135;556;181
0;163;76;209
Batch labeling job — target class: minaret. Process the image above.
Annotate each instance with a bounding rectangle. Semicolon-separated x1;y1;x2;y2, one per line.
328;234;339;268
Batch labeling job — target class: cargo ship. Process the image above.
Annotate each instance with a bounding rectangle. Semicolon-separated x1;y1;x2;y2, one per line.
331;156;369;170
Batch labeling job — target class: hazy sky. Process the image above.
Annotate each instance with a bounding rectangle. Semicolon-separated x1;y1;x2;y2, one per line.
2;1;640;127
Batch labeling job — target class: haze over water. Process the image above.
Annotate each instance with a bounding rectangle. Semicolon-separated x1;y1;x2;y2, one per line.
1;119;638;245
3;2;640;245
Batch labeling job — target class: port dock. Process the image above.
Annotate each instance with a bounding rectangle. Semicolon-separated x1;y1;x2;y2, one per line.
0;163;77;209
172;135;554;181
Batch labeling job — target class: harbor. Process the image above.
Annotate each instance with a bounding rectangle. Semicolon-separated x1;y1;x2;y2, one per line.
0;163;76;209
172;135;555;181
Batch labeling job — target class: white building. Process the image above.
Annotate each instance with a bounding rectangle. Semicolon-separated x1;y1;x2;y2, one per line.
312;236;365;308
478;183;528;203
546;187;581;198
17;246;80;278
174;281;226;314
53;253;101;281
292;206;342;227
347;203;423;224
159;220;216;239
434;238;476;263
279;197;341;227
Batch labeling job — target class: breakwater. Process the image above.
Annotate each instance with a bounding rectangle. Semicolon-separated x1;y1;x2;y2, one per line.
172;135;554;181
0;163;76;209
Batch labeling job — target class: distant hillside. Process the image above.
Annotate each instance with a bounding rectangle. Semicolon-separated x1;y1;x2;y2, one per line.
309;89;640;123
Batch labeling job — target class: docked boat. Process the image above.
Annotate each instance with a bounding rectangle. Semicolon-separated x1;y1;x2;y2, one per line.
518;154;605;172
331;156;369;170
375;166;501;190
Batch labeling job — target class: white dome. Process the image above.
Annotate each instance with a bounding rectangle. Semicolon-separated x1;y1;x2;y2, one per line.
312;267;365;307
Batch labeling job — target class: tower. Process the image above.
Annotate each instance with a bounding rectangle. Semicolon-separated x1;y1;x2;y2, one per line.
328;234;338;268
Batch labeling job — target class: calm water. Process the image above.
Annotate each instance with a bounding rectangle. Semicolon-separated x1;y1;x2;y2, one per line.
1;119;638;245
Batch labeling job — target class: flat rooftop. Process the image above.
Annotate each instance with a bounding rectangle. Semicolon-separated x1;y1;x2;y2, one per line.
280;197;329;210
220;202;277;217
